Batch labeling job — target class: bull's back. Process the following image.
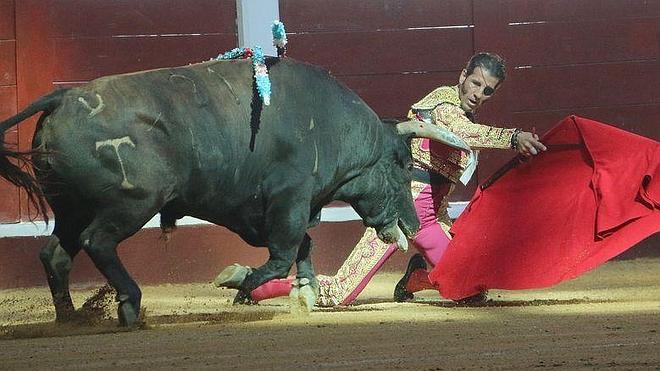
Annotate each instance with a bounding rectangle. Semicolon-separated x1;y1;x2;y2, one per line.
36;58;382;225
34;63;246;204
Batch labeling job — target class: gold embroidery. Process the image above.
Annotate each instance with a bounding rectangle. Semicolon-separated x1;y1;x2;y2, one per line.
410;180;427;198
317;227;391;307
411;137;463;183
411;86;461;111
316;180;429;307
409;85;515;181
433;104;514;149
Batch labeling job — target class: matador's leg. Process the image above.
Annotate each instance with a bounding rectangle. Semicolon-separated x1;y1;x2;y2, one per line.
216;229;397;306
315;181;430;306
394;180;454;301
316;227;397;306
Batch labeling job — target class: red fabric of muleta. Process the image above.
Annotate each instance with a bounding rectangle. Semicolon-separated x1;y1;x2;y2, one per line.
429;116;659;300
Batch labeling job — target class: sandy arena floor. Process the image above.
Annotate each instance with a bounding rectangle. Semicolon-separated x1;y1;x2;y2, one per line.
1;258;659;370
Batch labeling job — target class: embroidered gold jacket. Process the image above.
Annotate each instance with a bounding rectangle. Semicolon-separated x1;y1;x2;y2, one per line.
408;85;515;183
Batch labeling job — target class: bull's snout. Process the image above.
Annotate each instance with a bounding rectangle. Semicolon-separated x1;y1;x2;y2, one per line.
398;217;420;239
376;218;419;252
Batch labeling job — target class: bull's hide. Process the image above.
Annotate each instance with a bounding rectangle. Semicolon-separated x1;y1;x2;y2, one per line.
0;57;419;325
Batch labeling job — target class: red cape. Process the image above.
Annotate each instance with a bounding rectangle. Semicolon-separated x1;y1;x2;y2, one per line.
429;116;659;300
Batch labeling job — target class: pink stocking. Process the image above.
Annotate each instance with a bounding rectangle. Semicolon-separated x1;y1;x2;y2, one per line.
412;181;453;267
404;181;453;294
250;277;294;302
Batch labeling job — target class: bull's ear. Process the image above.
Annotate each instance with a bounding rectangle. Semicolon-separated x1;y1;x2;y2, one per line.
396;120;471;153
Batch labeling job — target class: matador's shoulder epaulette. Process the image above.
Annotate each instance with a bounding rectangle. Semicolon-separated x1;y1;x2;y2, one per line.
411;85;460;111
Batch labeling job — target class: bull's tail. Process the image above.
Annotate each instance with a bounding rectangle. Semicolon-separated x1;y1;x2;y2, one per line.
0;89;68;223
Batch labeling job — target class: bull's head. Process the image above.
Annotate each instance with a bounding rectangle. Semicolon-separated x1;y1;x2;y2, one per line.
338;119;471;250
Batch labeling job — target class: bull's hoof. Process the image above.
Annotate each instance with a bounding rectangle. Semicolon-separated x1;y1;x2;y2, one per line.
117;296;139;327
233;290;257;305
54;313;77;323
54;307;77;323
213;264;252;289
289;278;318;315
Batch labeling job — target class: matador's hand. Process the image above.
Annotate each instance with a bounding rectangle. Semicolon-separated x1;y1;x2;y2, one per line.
515;131;547;156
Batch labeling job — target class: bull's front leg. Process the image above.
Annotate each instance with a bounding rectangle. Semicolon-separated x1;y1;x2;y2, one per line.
234;198;309;305
233;246;298;304
289;234;319;312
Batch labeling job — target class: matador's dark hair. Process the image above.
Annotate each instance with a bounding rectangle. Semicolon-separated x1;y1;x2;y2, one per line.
465;52;507;83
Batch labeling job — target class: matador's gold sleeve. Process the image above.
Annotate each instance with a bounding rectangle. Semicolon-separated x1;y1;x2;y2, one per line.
432;103;515;149
406;109;415;119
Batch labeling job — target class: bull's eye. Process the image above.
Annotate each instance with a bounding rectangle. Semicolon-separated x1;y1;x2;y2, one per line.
407;163;414;172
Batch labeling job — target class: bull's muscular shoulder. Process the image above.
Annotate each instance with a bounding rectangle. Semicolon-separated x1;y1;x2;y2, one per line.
411;85;460;111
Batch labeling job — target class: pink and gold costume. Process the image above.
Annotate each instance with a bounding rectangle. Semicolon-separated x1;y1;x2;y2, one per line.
311;85;516;306
251;85;517;305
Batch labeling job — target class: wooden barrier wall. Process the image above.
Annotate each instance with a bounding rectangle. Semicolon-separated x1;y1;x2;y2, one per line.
3;0;239;222
0;0;19;222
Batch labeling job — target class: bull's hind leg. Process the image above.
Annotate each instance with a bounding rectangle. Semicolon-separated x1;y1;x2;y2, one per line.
39;198;88;322
39;235;80;321
79;207;157;327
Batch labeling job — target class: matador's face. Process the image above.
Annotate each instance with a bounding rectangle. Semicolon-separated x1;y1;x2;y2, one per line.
458;66;501;114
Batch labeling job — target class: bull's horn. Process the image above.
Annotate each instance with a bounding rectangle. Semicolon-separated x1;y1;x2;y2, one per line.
396;119;471;153
394;223;408;252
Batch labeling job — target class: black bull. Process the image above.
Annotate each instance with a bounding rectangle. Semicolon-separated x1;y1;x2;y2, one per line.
0;58;466;326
